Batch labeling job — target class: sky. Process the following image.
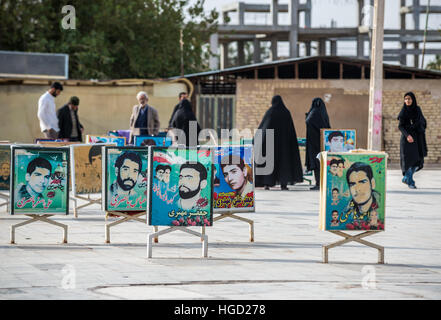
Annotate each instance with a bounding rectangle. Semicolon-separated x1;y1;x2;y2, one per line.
193;0;441;67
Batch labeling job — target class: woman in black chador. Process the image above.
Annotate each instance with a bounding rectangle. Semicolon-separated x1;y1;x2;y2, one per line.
169;99;201;147
305;97;331;190
254;95;303;190
398;92;427;189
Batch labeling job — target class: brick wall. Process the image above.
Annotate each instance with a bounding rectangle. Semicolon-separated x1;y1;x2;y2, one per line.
235;79;441;164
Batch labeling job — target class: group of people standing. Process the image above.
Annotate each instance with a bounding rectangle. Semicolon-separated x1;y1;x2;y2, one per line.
36;82;428;190
37;82;83;142
36;82;200;146
253;92;427;191
253;95;330;191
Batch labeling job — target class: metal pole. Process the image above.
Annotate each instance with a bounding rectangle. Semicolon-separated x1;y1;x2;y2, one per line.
421;0;431;69
367;0;385;151
180;28;184;76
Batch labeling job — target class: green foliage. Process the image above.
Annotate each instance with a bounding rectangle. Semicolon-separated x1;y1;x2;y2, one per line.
426;54;441;71
0;0;218;79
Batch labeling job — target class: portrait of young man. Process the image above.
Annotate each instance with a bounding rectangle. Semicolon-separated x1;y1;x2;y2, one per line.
344;162;381;223
110;152;142;198
327;131;345;152
16;157;52;201
178;162;208;210
155;164;171;184
88;146;102;180
329;158;345;177
220;154;253;198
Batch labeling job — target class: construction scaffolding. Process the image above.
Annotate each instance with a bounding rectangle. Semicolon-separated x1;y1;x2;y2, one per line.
209;0;441;69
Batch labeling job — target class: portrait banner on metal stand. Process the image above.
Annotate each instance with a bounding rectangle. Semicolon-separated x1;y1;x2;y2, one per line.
86;135;126;146
212;145;255;212
319;150;387;231
11;146;70;215
134;135;172;147
103;146;149;212
70;144;115;196
148;147;214;227
0;144;11;191
320;129;356;152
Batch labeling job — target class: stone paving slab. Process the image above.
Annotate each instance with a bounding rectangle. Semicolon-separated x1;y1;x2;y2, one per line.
0;169;440;300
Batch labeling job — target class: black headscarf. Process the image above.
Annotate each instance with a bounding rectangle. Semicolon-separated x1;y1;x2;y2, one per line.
169;99;201;146
306;97;331;130
254;95;303;187
397;92;428;175
305;97;331;171
398;92;419;122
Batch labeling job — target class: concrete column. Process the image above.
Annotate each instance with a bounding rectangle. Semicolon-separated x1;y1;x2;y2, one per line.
413;0;420;67
305;0;312;28
271;0;278;26
271;37;278;61
253;38;261;63
413;42;419;68
304;0;312;57
209;33;219;70
413;0;420;29
221;42;229;69
238;2;245;25
238;40;245;66
305;42;311;56
289;0;299;58
357;36;365;58
400;0;407;65
357;0;364;58
319;39;326;56
330;40;337;56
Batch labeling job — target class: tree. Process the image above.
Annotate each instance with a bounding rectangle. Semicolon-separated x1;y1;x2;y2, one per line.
426;54;441;71
0;0;218;79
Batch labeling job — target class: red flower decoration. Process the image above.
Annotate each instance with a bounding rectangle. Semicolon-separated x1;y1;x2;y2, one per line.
47;191;55;198
197;198;208;207
346;223;354;230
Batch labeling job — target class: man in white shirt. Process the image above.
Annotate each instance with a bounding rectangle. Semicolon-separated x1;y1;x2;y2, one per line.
37;82;63;139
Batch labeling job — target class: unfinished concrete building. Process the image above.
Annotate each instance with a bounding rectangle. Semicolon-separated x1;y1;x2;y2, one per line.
209;0;441;69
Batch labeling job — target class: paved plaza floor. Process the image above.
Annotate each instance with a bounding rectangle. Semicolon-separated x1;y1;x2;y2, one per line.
0;168;440;300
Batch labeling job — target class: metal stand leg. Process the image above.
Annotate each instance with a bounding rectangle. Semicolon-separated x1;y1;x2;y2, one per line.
322;230;384;264
147;226;208;258
154;226;159;243
10;214;68;244
200;225;205;242
104;212;146;243
70;196;78;218
0;192;9;212
71;194;102;218
213;212;255;242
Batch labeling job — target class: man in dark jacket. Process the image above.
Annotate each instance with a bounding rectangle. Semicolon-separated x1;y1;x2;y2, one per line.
168;92;188;128
57;96;84;142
